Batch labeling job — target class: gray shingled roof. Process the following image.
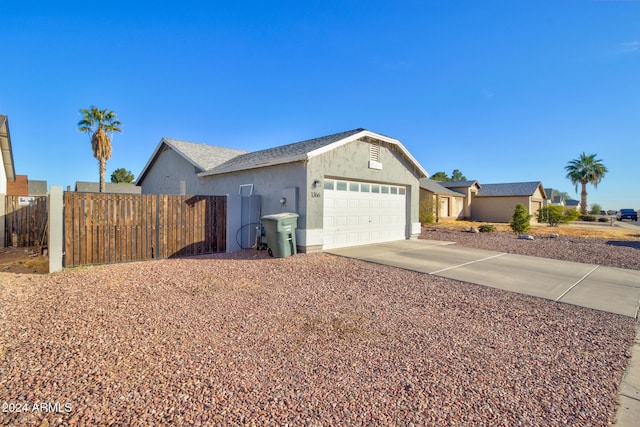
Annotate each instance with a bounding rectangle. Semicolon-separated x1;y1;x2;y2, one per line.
420;179;466;197
476;181;544;197
200;128;366;176
565;199;580;206
163;138;249;172
440;180;481;189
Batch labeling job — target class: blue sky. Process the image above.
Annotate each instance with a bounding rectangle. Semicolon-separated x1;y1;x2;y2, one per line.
2;0;639;210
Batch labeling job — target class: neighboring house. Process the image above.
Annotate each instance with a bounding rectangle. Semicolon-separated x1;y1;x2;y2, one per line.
1;114;16;247
419;179;547;223
6;174;28;196
544;188;567;207
419;179;466;220
472;182;546;223
565;199;581;211
28;180;48;196
75;182;142;194
137;128;428;252
440;180;481;220
6;174;48;196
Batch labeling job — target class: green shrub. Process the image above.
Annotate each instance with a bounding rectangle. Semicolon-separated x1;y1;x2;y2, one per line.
510;204;531;234
478;224;496;232
537;205;569;227
580;215;596;222
564;209;581;222
598;217;610;222
419;197;436;225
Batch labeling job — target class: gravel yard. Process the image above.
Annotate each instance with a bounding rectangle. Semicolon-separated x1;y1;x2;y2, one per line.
0;249;636;426
421;227;640;271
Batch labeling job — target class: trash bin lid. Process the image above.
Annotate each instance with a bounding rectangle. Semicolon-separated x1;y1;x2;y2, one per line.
261;212;299;220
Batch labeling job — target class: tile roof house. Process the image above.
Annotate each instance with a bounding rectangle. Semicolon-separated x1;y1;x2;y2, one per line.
137;128;428;252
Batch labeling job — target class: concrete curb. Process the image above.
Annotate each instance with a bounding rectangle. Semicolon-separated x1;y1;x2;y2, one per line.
615;320;640;426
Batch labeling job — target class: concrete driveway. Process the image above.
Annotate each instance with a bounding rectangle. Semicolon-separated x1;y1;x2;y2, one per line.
326;239;640;318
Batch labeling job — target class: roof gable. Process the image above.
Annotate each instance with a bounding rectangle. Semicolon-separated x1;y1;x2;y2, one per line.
136;138;249;185
476;181;546;198
199;128;427;178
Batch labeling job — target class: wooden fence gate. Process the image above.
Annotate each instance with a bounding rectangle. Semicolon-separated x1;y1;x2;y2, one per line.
4;195;48;247
63;192;226;267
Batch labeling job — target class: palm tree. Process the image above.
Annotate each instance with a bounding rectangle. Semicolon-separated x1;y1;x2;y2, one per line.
78;106;122;192
564;152;608;215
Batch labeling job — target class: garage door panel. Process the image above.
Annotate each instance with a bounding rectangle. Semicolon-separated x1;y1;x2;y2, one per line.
324;179;407;249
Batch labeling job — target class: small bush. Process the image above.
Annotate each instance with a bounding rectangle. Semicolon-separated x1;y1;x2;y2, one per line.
564;209;581;222
538;205;570;227
419;197;436;225
598;217;610;222
580;215;596;222
478;224;496;232
510;204;531;234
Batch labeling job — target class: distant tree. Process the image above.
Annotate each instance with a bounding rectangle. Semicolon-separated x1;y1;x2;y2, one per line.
450;169;467;181
510;203;531;234
564;152;608;215
590;203;603;215
78;106;122;192
430;171;450;182
110;168;135;183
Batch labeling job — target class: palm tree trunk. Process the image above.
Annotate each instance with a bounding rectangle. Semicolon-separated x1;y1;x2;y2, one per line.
580;181;588;215
99;158;106;193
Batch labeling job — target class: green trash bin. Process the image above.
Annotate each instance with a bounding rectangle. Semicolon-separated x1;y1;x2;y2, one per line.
261;213;299;258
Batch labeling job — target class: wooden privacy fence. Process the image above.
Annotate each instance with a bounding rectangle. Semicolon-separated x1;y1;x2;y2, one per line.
63;192;226;267
4;195;48;247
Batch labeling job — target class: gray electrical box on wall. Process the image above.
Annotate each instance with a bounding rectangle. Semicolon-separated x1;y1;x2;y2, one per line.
239;195;262;249
281;187;298;212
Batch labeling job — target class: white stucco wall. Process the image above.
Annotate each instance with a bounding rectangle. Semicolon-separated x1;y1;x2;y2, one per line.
0;146;6;194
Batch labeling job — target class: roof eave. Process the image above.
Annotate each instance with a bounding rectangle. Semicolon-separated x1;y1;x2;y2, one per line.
198;155;306;177
0;116;16;182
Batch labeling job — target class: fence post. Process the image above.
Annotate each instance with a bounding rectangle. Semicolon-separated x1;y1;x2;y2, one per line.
226;194;241;252
48;186;63;273
0;194;5;247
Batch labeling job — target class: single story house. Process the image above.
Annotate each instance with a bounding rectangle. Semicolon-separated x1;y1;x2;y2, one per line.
419;180;546;223
137;128;428;252
439;180;481;219
419;179;466;220
74;182;142;194
565;199;581;211
472;181;546;223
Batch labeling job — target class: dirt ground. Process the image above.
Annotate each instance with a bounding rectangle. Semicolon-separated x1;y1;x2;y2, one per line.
434;219;640;240
0;246;49;274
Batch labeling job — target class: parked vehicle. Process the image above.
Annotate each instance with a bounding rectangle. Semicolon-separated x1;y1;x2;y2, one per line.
617;209;638;221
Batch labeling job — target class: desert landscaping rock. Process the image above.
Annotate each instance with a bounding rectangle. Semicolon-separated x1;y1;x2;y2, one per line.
0;249;636;426
422;228;640;270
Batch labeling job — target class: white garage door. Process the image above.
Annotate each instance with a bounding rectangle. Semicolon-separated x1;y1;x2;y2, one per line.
323;178;407;249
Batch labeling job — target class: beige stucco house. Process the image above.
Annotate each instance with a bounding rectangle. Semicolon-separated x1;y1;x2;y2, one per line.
472;182;546;223
419;180;547;223
419;179;466;220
